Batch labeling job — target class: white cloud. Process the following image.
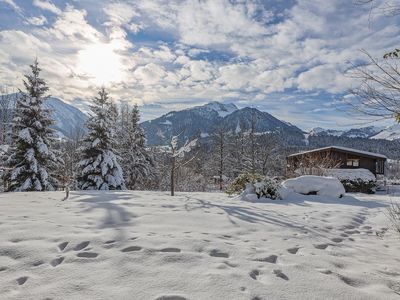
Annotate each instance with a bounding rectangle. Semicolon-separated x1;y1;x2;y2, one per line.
46;6;101;42
176;0;269;47
297;64;352;93
134;63;167;85
1;0;22;14
217;64;256;90
1;0;400;128
25;15;47;26
103;2;143;33
33;0;61;15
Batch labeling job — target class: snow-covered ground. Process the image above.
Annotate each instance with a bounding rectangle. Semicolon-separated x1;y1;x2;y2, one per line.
0;191;399;299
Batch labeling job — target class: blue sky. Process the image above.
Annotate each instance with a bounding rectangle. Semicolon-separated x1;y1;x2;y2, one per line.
0;0;399;130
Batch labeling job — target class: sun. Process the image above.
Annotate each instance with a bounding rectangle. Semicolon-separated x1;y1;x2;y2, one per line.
77;43;125;85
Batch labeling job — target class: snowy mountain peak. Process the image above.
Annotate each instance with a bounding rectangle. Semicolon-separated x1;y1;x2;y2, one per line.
141;101;304;145
191;101;238;117
309;127;343;137
309;126;387;139
371;123;400;141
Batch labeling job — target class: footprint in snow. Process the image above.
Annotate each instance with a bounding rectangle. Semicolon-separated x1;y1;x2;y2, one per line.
273;269;289;281
337;274;364;287
74;241;90;251
249;269;260;280
121;246;142;252
255;255;277;263
221;235;232;239
50;256;64;267
160;248;181;253
331;238;343;243
58;242;68;251
77;252;98;258
155;296;188;300
223;261;238;268
16;276;28;285
344;230;360;235
32;260;44;267
317;268;333;275
104;240;115;245
209;249;229;258
313;243;329;250
287;247;300;254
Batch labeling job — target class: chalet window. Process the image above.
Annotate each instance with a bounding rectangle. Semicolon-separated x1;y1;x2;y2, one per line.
346;159;359;167
376;160;385;174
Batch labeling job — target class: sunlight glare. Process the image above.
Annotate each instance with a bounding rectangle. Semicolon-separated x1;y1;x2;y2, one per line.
77;43;125;85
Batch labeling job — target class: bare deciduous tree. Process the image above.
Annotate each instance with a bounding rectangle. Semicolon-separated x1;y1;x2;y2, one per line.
348;50;400;121
60;125;85;199
287;152;341;177
212;127;227;191
354;0;400;17
0;88;14;145
348;1;400;121
387;201;400;235
169;134;198;196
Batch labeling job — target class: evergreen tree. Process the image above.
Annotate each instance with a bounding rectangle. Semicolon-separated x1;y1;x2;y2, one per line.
5;59;60;192
118;104;154;189
77;88;125;190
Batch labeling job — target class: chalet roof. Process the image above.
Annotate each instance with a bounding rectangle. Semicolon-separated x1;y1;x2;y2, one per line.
288;146;387;160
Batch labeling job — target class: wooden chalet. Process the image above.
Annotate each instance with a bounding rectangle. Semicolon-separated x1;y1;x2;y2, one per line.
287;146;387;176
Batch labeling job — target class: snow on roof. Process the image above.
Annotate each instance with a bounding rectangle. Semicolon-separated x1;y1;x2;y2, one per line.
288;146;387;159
324;168;376;181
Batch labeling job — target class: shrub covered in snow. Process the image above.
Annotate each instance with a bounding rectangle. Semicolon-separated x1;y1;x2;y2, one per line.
226;173;263;195
340;179;376;194
280;175;345;199
324;169;376;194
253;177;281;199
232;175;281;201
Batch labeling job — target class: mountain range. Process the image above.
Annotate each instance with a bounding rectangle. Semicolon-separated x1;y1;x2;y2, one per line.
44;97;88;138
2;94;87;139
140;102;304;145
308;125;400;141
2;94;400;145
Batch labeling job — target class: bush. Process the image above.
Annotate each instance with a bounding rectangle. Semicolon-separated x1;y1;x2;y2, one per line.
340;179;377;194
226;173;263;195
227;173;281;200
387;202;400;235
253;177;280;199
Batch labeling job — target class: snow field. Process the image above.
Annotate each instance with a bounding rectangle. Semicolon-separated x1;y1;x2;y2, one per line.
0;191;399;299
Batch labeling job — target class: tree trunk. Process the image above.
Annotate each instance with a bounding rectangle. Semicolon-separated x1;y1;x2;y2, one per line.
171;156;175;196
219;134;223;191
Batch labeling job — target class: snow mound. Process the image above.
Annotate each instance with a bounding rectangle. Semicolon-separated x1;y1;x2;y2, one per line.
281;175;345;199
324;168;376;182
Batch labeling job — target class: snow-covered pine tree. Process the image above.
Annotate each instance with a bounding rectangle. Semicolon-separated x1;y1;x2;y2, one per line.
118;104;154;189
77;88;125;190
5;59;60;192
